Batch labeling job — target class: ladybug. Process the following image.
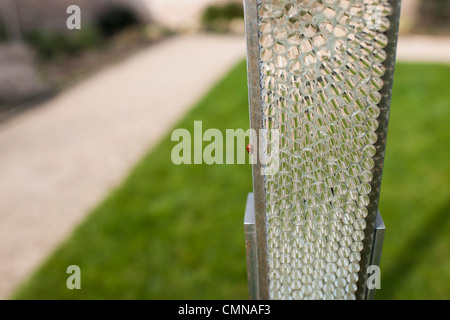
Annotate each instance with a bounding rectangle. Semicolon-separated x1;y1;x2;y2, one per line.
246;144;253;154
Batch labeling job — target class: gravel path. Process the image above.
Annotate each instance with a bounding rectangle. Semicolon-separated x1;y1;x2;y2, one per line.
0;34;245;299
396;36;450;63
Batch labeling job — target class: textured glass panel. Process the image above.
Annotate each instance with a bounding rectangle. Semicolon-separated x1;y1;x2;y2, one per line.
257;0;393;300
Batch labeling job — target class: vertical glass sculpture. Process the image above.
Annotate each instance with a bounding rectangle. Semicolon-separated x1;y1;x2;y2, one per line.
244;0;401;300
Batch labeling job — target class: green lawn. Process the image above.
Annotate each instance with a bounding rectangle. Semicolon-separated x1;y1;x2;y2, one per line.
13;61;450;300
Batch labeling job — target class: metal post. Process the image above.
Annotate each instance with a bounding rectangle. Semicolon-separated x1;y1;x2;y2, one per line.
244;193;260;300
366;211;385;300
244;0;401;300
244;0;270;300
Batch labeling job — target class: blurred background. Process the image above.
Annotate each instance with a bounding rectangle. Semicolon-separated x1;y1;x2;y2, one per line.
0;0;449;300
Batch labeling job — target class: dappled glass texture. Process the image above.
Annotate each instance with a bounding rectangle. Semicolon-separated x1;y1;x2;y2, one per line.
258;0;392;300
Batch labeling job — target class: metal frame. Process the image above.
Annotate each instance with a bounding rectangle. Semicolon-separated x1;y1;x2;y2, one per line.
356;0;402;299
244;0;401;300
245;193;386;300
244;193;259;300
366;211;386;300
244;0;270;299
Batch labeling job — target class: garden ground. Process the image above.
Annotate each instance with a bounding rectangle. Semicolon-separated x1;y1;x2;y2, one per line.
11;60;450;300
0;34;245;299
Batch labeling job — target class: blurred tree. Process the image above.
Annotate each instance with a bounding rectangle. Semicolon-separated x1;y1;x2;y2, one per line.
201;2;244;33
97;5;141;37
416;0;450;34
0;21;7;42
0;0;22;41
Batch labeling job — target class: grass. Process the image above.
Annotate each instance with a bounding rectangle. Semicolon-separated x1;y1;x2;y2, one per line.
12;61;450;300
377;63;450;299
13;60;252;300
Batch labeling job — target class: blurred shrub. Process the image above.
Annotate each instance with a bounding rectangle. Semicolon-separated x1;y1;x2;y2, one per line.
202;3;244;33
25;6;143;59
145;24;176;41
25;27;103;60
96;6;140;37
416;0;450;34
0;22;7;42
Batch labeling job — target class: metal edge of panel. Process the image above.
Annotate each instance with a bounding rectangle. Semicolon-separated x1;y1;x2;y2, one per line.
356;0;402;300
244;193;259;300
244;0;269;300
366;211;386;300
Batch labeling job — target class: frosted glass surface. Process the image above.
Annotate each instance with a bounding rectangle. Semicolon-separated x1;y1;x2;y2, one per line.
257;0;392;300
